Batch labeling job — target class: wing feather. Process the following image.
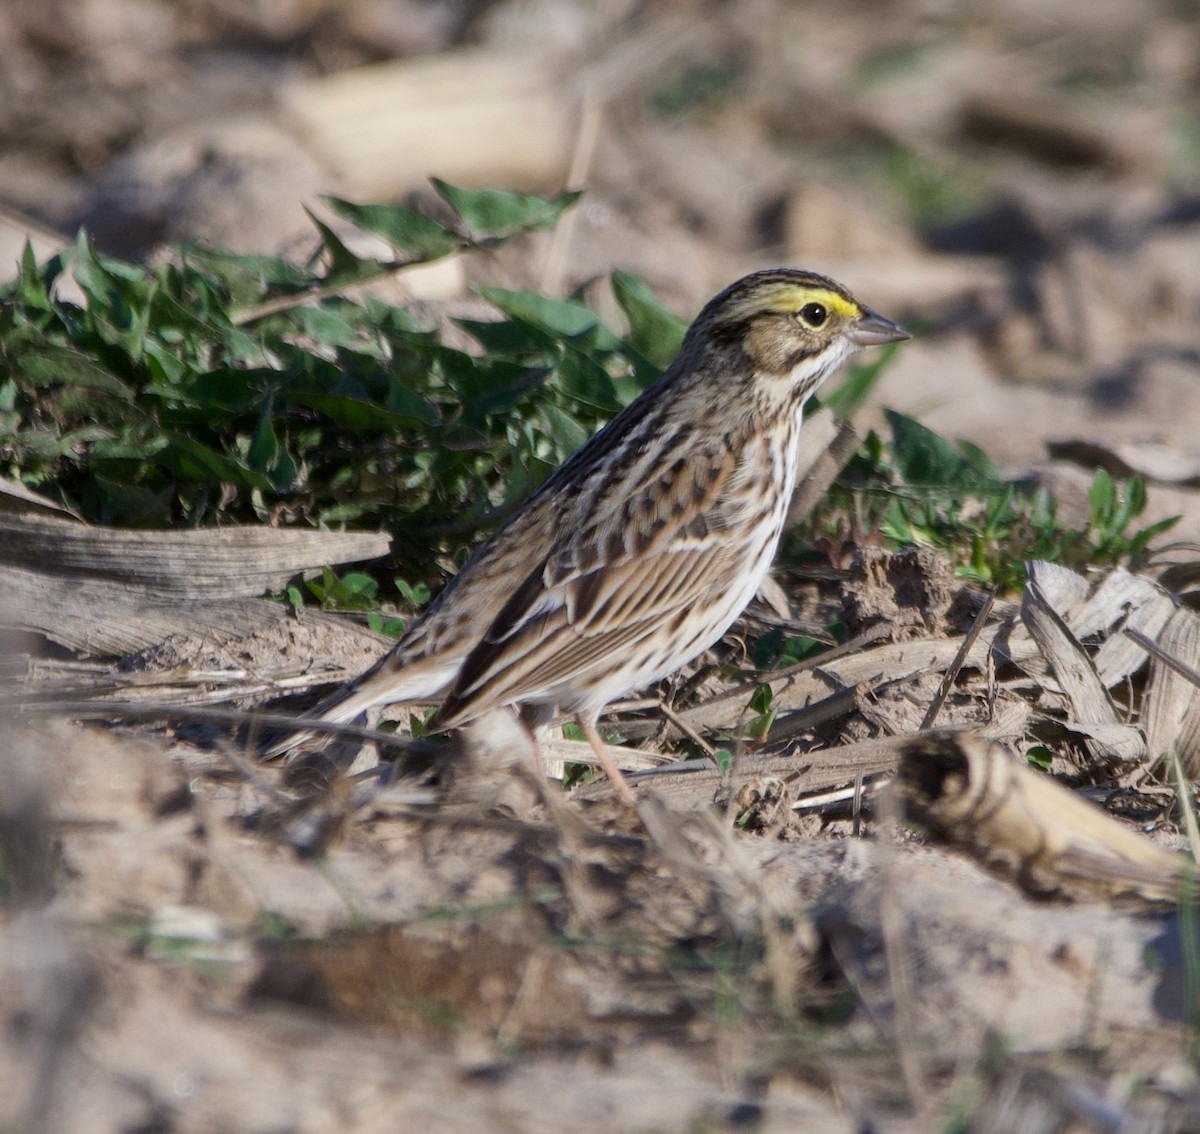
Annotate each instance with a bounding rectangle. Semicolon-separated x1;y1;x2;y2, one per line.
434;427;769;727
436;537;747;726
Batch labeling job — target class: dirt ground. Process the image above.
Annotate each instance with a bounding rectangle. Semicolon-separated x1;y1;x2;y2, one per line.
5;1;1200;1131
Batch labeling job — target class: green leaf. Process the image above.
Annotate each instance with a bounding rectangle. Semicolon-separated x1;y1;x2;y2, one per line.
89;475;175;526
159;434;272;490
479;286;612;344
886;409;991;488
1026;746;1053;771
432;179;581;240
13;240;53;310
954;438;1001;480
540;403;589;456
453;316;558;356
304;207;376;288
183;243;313;306
554;347;620;413
153;367;270;415
5;338;135;397
386;379;440;425
287;390;433;430
310;568;380;611
276;303;364;349
318;502;369;524
610;270;686;368
749;683;773;714
438;422;494;451
248;396;280;474
1127;515;1180;558
89;435;169;463
1089;467;1116;528
753;627;784;669
395;578;431;607
340;572;378;596
437;351;546;419
322;197;458;261
367;612;407;637
72;232;157;354
142;340;188;386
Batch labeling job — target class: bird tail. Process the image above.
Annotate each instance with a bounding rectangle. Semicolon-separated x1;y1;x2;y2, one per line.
260;659;456;759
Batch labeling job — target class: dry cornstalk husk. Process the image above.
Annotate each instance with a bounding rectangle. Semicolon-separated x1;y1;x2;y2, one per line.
1020;562;1145;761
1141;605;1200;777
893;731;1188;904
278;49;576;198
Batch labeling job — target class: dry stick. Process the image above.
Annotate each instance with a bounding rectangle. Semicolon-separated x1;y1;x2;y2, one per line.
1126;623;1200;854
918;593;996;730
785;419;862;528
791;778;890;813
12;699;434;755
851;772;866;837
656;700;718;761
612;624;893;744
540;88;603;296
1123;625;1200;689
1168;748;1200;866
663;623;893;728
1122;623;1200;790
754;622;893;687
231;257;435;326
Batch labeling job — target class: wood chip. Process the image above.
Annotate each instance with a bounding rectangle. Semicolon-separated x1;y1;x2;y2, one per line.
0;513;391;658
0;513;389;600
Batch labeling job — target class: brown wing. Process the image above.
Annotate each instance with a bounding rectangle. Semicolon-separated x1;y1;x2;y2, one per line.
435;437;750;725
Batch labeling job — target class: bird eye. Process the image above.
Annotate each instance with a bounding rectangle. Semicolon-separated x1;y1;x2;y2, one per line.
798;302;828;328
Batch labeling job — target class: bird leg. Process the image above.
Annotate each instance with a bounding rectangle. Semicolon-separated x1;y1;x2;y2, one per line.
517;702;554;784
576;716;637;806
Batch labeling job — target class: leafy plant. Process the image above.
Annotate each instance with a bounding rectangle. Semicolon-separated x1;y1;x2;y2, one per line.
807;408;1178;590
0;182;670;590
1;180;1174;616
305;567;380;612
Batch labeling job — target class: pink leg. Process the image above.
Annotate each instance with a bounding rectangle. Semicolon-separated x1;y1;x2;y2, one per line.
576;716;637;806
518;703;552;784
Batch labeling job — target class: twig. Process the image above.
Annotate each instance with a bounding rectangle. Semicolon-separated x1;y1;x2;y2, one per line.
10;699;436;754
540;89;603;296
791;776;890;813
691;623;893;716
1123;625;1200;690
656;700;717;760
230;255;448;327
919;592;995;729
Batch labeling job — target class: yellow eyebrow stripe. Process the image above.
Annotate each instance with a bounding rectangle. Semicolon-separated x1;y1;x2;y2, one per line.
720;284;861;323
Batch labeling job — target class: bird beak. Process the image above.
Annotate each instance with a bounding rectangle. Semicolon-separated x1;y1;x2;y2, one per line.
847;306;911;347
